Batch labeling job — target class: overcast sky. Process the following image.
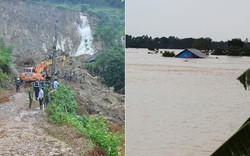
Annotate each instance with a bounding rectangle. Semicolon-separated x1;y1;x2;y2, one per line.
126;0;250;41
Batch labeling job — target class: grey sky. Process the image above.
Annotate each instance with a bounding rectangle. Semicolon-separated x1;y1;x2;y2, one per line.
126;0;250;41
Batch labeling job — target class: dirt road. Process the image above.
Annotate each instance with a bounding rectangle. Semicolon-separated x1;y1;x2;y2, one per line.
0;92;77;156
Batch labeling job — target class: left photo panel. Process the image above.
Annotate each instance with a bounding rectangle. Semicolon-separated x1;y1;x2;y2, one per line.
0;0;125;155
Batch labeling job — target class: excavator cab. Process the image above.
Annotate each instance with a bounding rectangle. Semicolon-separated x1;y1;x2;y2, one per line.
24;67;36;77
21;66;45;82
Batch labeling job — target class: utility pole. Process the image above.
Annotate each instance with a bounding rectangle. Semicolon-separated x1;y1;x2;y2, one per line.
50;20;58;89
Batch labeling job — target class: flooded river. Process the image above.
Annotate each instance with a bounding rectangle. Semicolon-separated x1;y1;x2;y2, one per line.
125;48;250;156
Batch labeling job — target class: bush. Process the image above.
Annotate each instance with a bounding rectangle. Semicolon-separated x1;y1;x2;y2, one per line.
47;84;121;156
162;51;175;57
86;7;124;93
86;49;124;92
66;115;121;156
211;48;227;55
0;37;13;84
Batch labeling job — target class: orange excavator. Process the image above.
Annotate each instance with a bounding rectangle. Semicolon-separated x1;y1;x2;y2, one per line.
21;60;52;82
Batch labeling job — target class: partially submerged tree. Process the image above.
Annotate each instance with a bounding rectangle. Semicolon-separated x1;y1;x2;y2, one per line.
212;69;250;156
237;68;250;90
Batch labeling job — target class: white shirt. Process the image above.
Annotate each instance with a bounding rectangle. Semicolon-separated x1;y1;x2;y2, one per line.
53;81;59;89
38;89;44;99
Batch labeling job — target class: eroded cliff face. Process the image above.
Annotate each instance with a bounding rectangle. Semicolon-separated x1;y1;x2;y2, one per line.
0;0;94;60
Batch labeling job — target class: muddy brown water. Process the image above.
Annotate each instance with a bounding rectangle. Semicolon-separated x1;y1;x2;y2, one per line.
126;48;250;156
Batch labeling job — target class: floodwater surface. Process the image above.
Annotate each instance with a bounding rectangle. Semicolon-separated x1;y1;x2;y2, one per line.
126;48;250;156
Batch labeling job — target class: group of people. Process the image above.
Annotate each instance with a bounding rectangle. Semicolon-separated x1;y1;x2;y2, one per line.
31;79;59;110
15;76;59;110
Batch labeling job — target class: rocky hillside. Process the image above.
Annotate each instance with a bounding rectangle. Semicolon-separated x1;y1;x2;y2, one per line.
57;54;125;124
0;0;125;125
0;0;94;58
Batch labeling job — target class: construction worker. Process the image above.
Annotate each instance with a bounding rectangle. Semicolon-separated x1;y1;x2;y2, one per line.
15;77;21;92
37;87;44;110
33;80;40;100
42;71;46;77
40;80;45;88
43;84;49;108
28;89;33;108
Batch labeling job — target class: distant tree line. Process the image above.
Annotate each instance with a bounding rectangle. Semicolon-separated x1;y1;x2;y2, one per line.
27;0;125;8
126;35;250;56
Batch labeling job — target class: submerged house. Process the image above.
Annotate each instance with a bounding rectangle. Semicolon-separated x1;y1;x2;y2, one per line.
175;48;207;58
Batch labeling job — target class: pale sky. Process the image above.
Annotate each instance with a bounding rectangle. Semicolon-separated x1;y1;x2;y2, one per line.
126;0;250;41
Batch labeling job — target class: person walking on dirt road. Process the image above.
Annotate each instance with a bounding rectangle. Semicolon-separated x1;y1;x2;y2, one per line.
28;89;34;108
43;84;49;108
33;80;40;100
37;87;44;110
15;77;21;92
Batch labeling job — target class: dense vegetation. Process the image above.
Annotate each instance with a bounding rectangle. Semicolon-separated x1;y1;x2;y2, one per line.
85;5;125;93
126;35;250;56
26;0;125;93
47;84;121;156
0;37;13;87
26;0;124;8
162;51;175;57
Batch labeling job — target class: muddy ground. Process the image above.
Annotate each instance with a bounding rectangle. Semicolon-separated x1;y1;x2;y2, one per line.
0;90;105;156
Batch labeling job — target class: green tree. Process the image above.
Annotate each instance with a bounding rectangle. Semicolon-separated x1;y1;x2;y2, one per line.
86;7;124;93
102;54;124;92
227;38;244;56
0;37;13;85
192;38;211;55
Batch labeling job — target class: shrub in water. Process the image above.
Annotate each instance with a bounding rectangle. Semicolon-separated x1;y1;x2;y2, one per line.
162;51;175;57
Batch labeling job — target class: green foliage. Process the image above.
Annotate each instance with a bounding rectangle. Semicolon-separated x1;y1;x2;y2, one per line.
26;0;124;9
148;47;155;51
102;53;124;92
237;68;250;90
192;37;211;55
0;37;13;83
86;7;125;92
227;39;245;56
126;35;250;56
55;4;67;10
211;48;227;55
47;84;121;156
212;117;250;156
86;48;125;92
66;114;121;156
80;4;89;12
0;71;9;82
47;85;77;124
162;51;175;57
25;0;125;92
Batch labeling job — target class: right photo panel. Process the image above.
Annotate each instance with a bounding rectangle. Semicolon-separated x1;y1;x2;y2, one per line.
125;0;250;155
